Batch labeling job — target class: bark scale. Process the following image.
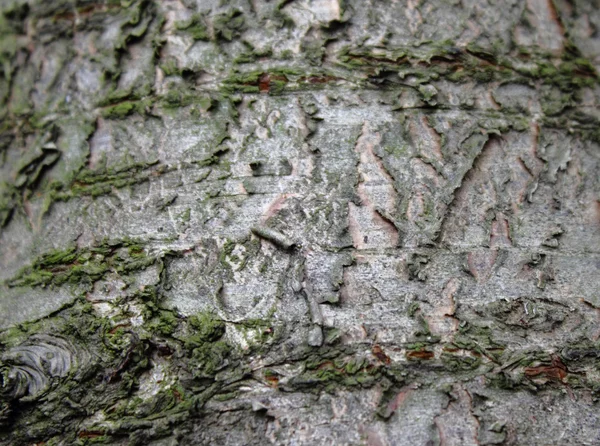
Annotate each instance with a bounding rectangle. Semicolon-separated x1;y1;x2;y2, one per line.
0;0;599;445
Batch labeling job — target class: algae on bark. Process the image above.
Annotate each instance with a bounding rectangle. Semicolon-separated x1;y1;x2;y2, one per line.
1;0;600;445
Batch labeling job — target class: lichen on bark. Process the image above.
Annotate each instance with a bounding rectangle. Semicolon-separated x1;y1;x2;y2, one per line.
1;0;600;445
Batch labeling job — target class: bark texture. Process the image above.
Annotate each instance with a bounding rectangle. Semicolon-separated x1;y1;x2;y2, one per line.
0;0;599;444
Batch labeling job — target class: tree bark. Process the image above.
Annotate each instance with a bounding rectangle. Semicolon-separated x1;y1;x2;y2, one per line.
0;0;599;444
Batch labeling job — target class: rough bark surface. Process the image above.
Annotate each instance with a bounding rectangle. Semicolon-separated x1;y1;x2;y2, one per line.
0;0;599;445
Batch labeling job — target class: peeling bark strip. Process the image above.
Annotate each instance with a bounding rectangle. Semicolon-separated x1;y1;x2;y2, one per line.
1;0;600;444
348;121;400;250
251;226;295;250
377;382;419;419
434;385;479;446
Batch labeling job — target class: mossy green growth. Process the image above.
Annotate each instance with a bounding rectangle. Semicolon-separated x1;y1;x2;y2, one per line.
146;310;179;336
290;351;382;391
452;322;505;361
185;317;231;379
188;311;226;343
218;238;238;265
220;71;262;94
418;84;437;105
161;84;209;109
213;9;245;42
441;351;482;372
189;340;230;377
234;45;273;64
197;95;214;112
177;208;191;223
335;42;598;92
0;297;126;433
104;325;135;351
175;13;209;41
51;159;162;201
0;181;19;227
324;327;342;345
541;86;573;116
98;93;152;118
134;388;182;418
0;127;64;225
220;68;303;95
407;302;421;317
302;41;325;66
526;58;598;90
101;101;135;118
237;316;281;350
5;239;155;289
337;45;408;68
197;147;229;167
465;43;499;63
160;58;182;76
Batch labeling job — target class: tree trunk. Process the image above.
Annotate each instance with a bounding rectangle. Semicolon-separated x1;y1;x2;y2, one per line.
1;0;599;444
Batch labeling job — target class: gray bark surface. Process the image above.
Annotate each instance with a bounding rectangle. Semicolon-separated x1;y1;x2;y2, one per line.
0;0;599;444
